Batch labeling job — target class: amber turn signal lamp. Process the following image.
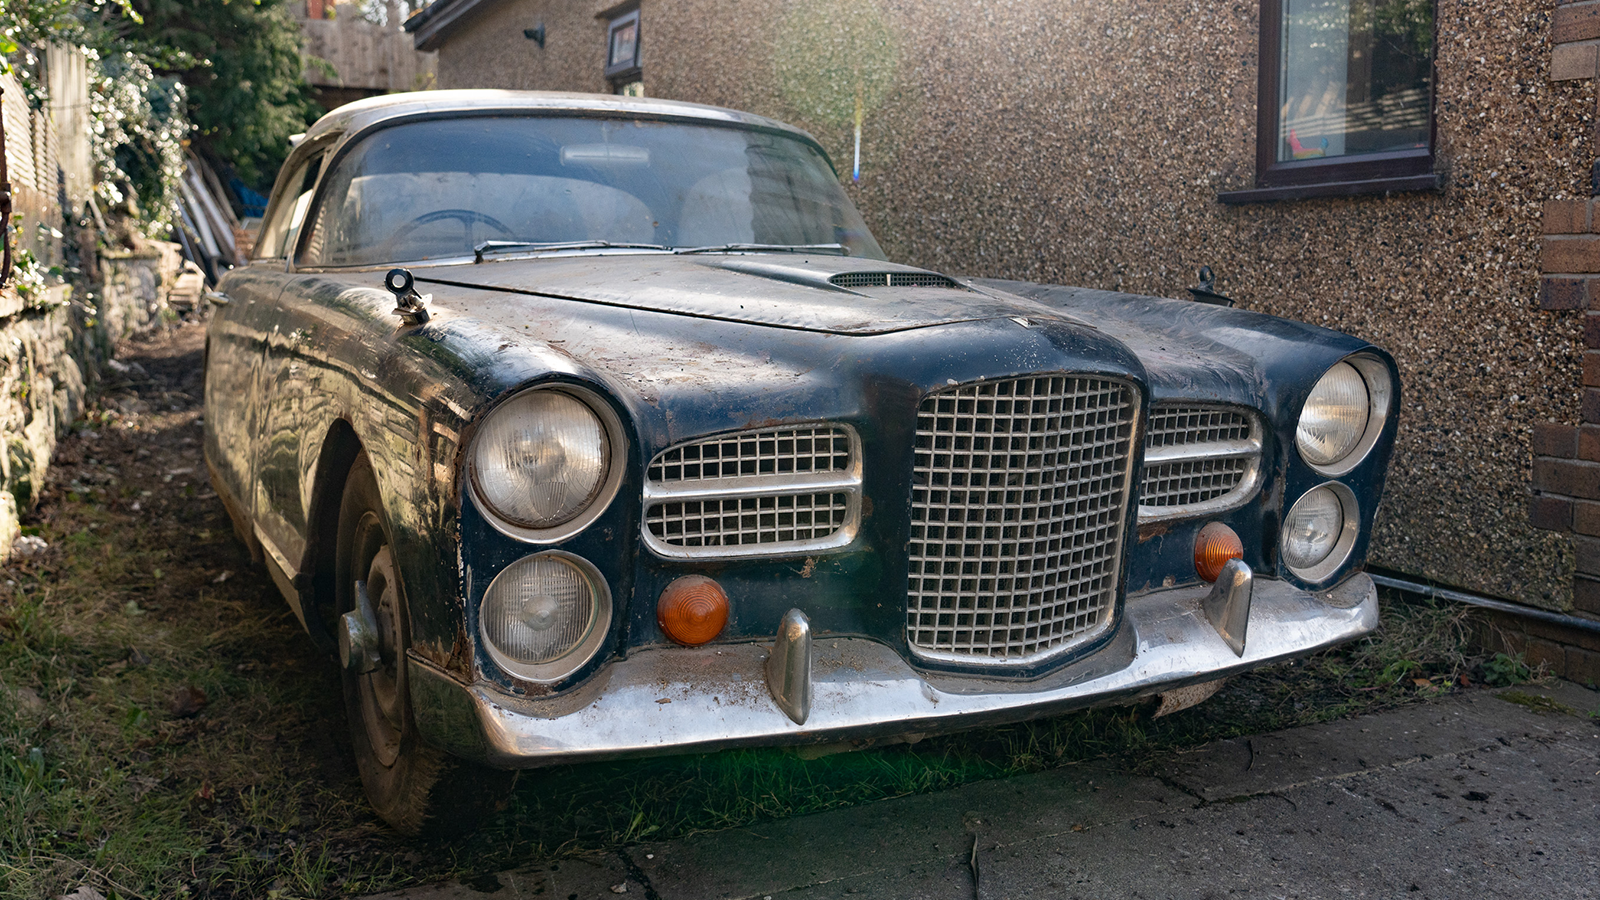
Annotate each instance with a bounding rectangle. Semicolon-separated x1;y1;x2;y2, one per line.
657;575;730;646
1194;522;1244;583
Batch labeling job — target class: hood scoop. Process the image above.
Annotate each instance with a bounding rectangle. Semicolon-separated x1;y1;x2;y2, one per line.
829;271;964;290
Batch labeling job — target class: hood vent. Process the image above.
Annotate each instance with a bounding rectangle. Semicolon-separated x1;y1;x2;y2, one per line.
830;271;963;290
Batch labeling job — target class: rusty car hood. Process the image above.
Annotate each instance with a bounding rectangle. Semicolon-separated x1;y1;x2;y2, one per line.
405;253;1073;335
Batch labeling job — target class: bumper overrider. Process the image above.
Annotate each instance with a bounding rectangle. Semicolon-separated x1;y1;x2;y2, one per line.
407;569;1377;769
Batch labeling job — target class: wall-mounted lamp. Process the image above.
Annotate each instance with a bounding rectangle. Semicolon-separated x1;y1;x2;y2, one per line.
523;23;546;47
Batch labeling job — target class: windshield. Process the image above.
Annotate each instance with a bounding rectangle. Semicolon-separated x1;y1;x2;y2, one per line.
299;115;886;267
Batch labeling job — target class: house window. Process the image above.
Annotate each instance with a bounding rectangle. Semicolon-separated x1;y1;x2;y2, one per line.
605;7;642;96
1228;0;1436;201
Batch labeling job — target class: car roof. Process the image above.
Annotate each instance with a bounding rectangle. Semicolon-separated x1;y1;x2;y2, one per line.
305;89;820;146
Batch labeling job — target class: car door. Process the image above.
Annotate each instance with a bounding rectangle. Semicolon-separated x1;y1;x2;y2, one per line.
207;142;330;625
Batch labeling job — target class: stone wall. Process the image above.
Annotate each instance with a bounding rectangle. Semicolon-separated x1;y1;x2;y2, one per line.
2;51;186;560
0;246;184;559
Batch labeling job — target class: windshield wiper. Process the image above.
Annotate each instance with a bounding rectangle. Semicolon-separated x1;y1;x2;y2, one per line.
474;240;668;263
673;243;848;256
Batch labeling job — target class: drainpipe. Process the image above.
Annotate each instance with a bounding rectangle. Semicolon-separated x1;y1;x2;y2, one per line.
1369;570;1600;636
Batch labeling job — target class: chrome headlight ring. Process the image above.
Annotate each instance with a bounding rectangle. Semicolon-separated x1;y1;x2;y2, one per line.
1295;353;1393;477
467;384;628;544
1281;482;1360;584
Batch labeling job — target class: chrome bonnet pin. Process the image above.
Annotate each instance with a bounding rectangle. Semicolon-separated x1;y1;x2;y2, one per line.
385;267;431;325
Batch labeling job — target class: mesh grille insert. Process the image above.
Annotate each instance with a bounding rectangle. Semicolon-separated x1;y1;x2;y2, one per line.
1146;406;1253;449
648;426;852;483
644;424;861;558
906;374;1137;663
1139;405;1261;518
645;493;852;548
830;271;962;290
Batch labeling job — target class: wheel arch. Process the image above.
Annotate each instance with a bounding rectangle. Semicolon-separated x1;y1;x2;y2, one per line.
304;418;365;653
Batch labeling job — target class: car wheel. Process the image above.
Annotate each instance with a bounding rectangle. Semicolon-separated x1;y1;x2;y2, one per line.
336;452;514;837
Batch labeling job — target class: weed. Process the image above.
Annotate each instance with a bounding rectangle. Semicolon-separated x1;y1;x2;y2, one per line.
1482;652;1533;687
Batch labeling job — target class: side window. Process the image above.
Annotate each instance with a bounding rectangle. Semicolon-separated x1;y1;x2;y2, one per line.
255;150;326;259
1231;0;1435;200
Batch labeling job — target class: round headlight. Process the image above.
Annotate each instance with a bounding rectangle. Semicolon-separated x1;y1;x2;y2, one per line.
480;552;611;682
472;389;611;530
1296;362;1369;467
1281;484;1358;581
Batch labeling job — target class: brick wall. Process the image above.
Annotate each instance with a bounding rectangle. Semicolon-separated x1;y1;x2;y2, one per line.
1523;5;1600;682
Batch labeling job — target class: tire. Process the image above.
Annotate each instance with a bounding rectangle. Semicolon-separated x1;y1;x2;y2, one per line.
336;452;515;837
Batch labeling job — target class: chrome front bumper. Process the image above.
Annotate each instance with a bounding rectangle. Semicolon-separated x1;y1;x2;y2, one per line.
408;573;1378;769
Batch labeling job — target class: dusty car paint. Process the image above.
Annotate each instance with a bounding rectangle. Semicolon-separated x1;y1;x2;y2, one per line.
205;91;1398;767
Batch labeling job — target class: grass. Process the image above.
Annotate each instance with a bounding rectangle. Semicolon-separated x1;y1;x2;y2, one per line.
0;320;1516;899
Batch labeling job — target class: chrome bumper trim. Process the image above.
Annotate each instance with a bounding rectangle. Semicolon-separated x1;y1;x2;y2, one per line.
409;573;1377;769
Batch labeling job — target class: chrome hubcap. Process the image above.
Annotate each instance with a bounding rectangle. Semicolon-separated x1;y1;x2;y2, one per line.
357;542;404;767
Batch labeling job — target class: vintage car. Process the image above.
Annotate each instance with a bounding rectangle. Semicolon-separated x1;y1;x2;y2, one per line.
204;90;1397;835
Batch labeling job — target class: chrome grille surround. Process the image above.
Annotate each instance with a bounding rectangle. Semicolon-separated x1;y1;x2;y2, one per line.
1138;405;1264;522
906;374;1140;666
643;424;862;559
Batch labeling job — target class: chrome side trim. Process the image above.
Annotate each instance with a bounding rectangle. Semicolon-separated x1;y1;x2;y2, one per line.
408;573;1378;768
254;523;309;631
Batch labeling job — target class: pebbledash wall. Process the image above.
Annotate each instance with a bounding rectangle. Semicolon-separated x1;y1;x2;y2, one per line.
1;59;184;560
408;0;1600;679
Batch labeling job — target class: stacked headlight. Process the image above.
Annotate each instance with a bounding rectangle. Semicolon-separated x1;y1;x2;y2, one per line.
480;552;611;682
469;386;624;540
1295;355;1392;475
1282;483;1359;582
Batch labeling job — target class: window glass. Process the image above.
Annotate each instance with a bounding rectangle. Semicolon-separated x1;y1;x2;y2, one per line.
300;116;885;267
1278;0;1431;162
256;152;325;259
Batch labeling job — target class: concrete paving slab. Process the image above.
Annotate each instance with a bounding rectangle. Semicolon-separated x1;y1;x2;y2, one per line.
631;760;1180;899
367;684;1600;900
1160;690;1542;803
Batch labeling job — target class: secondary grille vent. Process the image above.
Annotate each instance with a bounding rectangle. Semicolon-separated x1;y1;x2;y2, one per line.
1139;405;1263;521
830;271;963;290
907;374;1138;665
643;424;862;559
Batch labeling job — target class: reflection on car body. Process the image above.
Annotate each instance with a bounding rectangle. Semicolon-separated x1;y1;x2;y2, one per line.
204;90;1399;835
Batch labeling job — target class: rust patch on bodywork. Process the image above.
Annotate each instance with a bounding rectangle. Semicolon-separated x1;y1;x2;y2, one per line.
413;630;474;682
1137;522;1170;542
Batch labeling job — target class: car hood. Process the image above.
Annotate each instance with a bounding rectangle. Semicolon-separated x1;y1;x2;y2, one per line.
407;253;1075;335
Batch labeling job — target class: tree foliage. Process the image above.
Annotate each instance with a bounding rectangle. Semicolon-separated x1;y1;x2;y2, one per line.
121;0;320;189
0;0;319;226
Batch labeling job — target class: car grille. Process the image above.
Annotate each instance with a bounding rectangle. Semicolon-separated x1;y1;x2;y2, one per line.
643;424;862;559
829;271;963;289
906;374;1139;664
1138;405;1262;521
